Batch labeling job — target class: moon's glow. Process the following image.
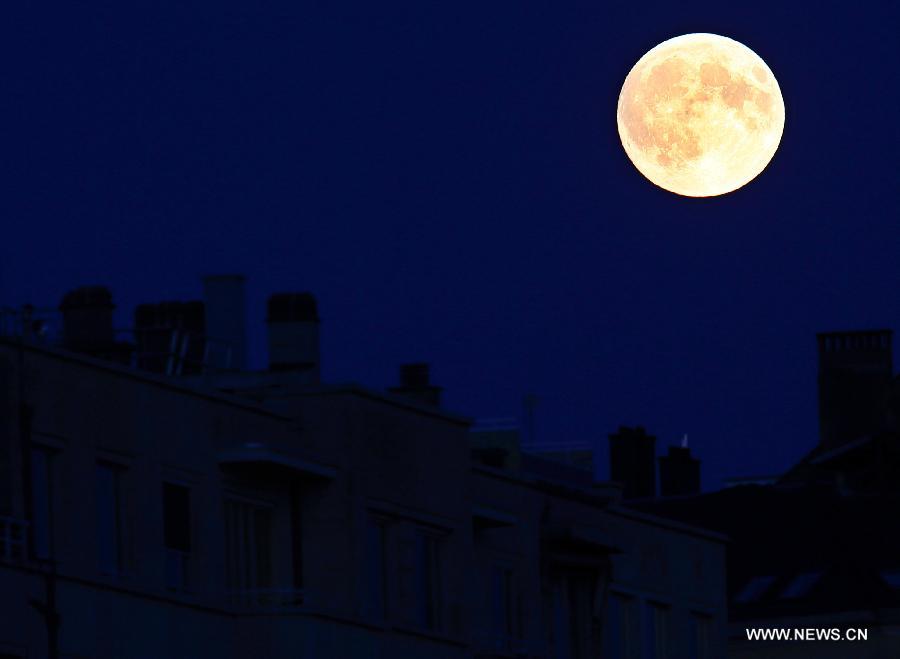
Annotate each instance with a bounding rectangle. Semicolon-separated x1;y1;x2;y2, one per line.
617;33;784;197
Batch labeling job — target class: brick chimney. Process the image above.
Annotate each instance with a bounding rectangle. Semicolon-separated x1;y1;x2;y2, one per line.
608;426;656;499
59;286;115;352
817;330;893;452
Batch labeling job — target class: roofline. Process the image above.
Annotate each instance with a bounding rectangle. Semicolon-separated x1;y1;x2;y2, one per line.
809;435;873;465
473;463;612;499
606;504;730;544
0;337;291;421
521;441;594;451
295;383;472;426
1;339;469;425
471;464;728;543
723;474;782;483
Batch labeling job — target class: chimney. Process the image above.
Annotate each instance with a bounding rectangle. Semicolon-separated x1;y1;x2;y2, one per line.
203;275;247;372
817;330;893;451
388;363;442;407
266;293;320;380
658;445;701;496
59;286;115;352
608;426;656;499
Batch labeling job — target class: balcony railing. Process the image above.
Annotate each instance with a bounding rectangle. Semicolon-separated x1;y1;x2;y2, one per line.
0;516;28;563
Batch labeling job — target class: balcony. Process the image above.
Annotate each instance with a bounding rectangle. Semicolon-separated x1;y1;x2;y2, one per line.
0;516;28;563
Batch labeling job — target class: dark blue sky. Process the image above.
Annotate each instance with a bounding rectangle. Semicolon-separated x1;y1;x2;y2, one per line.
2;1;898;488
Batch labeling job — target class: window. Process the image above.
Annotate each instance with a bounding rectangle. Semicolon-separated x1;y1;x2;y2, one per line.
224;499;273;605
363;516;388;622
568;575;594;659
688;613;712;659
97;463;123;575
29;447;53;560
290;484;303;592
163;482;191;591
0;517;27;562
490;564;515;650
414;530;441;631
641;602;668;659
605;593;636;659
550;574;594;659
550;579;573;659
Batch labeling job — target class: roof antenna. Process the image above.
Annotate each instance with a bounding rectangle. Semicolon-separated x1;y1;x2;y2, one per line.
681;433;689;448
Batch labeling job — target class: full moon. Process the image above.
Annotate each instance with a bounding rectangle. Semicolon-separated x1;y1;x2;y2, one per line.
617;33;784;197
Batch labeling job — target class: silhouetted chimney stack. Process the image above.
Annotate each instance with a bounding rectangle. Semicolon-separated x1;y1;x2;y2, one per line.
389;363;442;407
203;275;247;372
59;286;115;352
608;426;657;499
817;330;893;452
658;445;701;496
266;293;320;380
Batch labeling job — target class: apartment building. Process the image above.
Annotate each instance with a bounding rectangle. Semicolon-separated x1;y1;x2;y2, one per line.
0;280;726;658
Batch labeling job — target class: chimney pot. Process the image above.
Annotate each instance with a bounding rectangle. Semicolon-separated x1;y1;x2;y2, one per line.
400;363;430;388
389;362;441;406
59;285;115;350
266;292;320;379
816;329;893;451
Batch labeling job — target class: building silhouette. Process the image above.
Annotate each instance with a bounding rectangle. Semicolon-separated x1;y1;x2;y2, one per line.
522;328;900;655
630;330;900;657
0;279;726;658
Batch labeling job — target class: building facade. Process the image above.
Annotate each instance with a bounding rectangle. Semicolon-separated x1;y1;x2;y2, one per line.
0;284;726;658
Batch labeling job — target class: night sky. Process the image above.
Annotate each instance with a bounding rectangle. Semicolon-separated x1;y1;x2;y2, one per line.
2;1;898;488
